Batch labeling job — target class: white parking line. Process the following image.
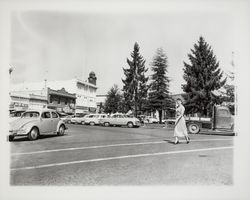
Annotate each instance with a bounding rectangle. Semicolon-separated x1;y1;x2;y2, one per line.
11;138;233;156
11;141;166;156
11;146;233;171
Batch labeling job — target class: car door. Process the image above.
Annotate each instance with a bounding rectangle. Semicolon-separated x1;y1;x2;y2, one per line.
116;115;124;125
99;114;107;124
86;115;93;124
51;112;60;132
99;114;106;124
93;115;100;124
214;107;232;129
40;111;52;133
110;115;117;125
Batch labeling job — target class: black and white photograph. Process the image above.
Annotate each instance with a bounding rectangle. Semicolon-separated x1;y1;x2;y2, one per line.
0;0;249;199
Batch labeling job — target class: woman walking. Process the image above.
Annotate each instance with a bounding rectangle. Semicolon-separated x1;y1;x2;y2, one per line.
174;98;190;144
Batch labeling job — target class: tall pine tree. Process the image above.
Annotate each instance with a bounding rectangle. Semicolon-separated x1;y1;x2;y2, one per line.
182;36;226;117
104;84;123;114
148;48;174;123
122;42;149;117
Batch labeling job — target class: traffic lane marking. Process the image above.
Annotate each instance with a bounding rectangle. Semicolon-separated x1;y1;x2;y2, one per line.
11;138;233;156
10;146;233;171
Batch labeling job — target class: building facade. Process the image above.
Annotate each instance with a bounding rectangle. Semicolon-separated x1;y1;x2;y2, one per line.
10;72;98;114
47;88;76;114
9;91;48;111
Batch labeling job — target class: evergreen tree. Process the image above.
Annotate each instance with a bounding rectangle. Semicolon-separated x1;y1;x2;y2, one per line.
148;48;174;123
122;42;149;117
182;36;226;117
104;84;123;114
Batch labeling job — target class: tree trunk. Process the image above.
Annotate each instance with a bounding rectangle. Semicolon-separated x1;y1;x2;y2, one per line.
158;109;162;123
134;87;138;117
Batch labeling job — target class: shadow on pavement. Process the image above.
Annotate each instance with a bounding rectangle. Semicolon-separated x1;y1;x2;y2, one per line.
10;134;66;142
163;139;176;144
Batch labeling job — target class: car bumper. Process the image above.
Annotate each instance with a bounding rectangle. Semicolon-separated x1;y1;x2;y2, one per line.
9;130;28;137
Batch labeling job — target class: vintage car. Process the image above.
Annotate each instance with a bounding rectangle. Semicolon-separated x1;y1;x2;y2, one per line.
99;114;140;128
70;114;88;124
9;109;67;141
144;116;159;124
84;114;108;126
60;114;75;124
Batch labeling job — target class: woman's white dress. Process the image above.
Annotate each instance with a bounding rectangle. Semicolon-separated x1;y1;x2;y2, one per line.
174;105;188;137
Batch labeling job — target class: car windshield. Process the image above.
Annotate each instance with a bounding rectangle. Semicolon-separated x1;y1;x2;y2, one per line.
21;111;40;118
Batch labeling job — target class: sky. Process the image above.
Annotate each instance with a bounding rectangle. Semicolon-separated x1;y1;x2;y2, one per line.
10;8;236;95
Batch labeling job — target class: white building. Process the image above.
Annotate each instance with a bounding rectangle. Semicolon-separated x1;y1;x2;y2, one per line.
9;91;48;111
11;75;98;114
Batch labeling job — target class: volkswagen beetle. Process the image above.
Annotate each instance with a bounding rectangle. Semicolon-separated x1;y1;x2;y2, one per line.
9;109;67;141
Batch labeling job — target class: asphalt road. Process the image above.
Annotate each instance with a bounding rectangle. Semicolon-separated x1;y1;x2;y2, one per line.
10;124;234;185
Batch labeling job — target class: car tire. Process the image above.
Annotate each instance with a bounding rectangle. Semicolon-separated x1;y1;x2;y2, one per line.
9;135;14;142
81;121;85;125
90;122;95;126
58;125;65;136
188;123;200;134
104;122;110;127
127;122;134;128
28;127;39;140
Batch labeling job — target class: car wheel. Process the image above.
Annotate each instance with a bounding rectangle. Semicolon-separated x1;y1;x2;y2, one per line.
90;122;95;126
28;127;39;140
67;120;71;124
127;122;134;128
188;123;200;134
9;135;14;142
58;125;65;136
81;121;85;125
104;122;110;127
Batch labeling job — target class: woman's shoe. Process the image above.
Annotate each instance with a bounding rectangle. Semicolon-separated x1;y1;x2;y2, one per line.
174;140;179;144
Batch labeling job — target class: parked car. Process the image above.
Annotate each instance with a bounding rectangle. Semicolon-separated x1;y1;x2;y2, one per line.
144;116;159;124
9;109;67;141
184;105;235;134
60;115;74;123
71;114;88;124
84;114;108;126
99;114;140;128
137;115;146;124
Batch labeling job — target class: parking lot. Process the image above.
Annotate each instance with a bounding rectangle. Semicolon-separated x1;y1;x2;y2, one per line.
10;124;234;185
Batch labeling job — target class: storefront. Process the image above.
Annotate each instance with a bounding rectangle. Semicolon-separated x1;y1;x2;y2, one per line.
47;87;76;114
9;91;47;112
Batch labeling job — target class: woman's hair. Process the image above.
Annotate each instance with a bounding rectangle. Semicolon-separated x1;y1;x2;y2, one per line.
176;98;183;103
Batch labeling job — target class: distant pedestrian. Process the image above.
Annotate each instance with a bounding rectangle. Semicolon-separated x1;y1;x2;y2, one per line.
174;98;190;144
